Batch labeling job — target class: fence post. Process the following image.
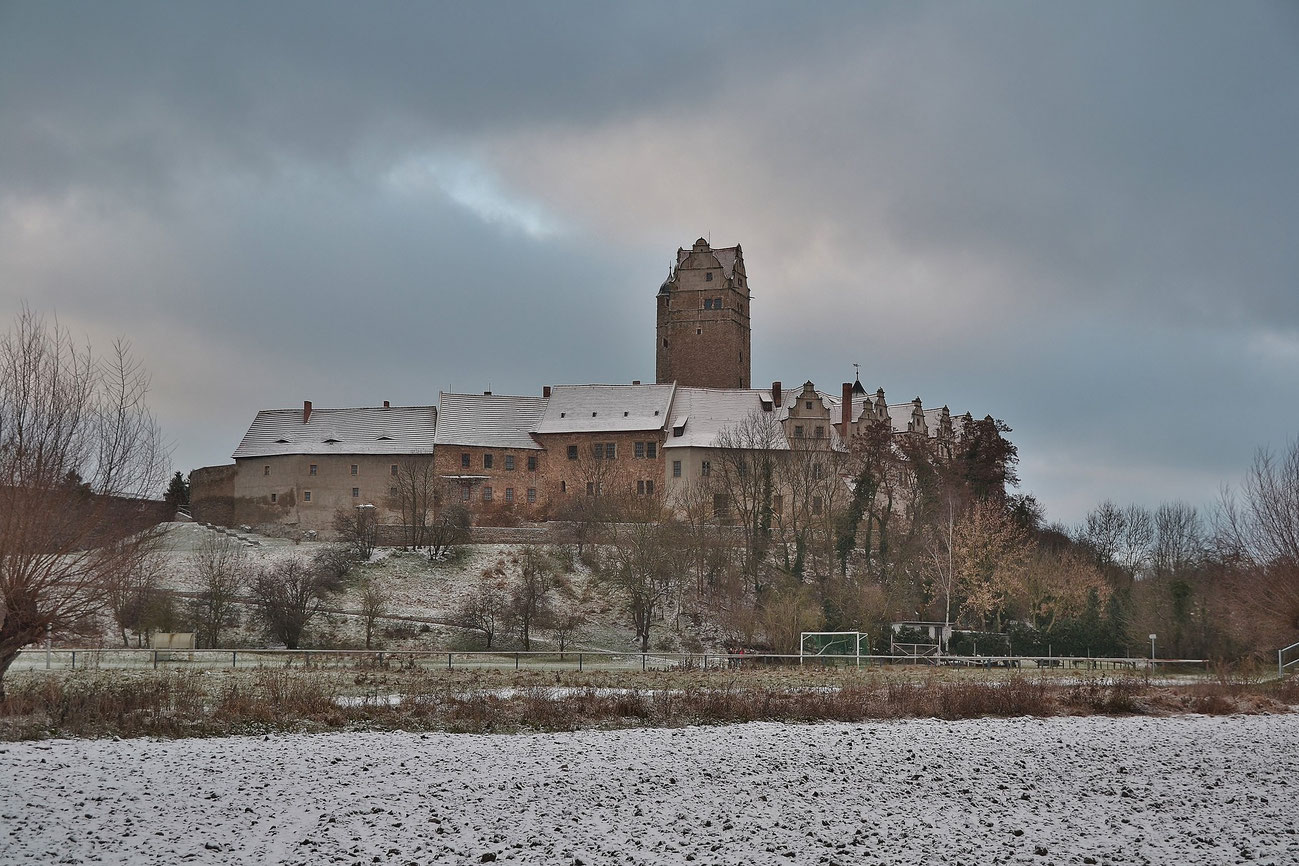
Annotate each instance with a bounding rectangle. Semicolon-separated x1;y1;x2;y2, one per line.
642;653;646;672
578;653;582;672
447;653;452;671
152;650;158;670
515;652;519;671
232;651;237;669
71;651;76;670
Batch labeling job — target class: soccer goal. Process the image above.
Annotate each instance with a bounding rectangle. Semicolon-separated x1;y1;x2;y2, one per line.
799;631;871;666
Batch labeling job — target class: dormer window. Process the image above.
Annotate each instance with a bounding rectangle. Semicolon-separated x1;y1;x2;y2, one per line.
806;401;813;410
705;272;713;281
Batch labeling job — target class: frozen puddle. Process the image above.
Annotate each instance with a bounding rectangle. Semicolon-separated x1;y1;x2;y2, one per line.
2;714;1296;864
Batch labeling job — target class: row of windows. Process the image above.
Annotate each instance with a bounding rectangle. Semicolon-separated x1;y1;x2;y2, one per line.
702;297;724;310
265;463;401;477
462;453;538;471
792;425;825;438
563;441;658;461
468;486;538;504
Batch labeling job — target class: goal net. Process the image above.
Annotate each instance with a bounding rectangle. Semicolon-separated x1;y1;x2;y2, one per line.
799;631;870;664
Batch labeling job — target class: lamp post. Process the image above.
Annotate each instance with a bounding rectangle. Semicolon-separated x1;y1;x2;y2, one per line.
1149;633;1157;661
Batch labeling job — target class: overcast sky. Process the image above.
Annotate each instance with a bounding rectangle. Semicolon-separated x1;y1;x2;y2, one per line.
2;1;1296;525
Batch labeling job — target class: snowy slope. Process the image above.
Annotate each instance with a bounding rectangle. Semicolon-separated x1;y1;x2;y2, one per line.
2;714;1295;864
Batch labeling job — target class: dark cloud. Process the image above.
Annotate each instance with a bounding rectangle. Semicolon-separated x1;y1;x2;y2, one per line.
1;1;1296;523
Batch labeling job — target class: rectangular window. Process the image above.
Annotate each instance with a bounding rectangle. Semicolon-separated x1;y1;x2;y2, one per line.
303;491;311;502
813;463;824;479
527;487;537;504
673;460;681;478
794;425;804;438
705;271;713;282
806;401;814;410
713;297;721;308
389;486;398;496
814;426;824;439
703;298;713;309
646;480;654;496
352;487;359;498
483;454;494;469
264;465;270;476
350;464;358;476
593;443;604;460
309;464;318;476
635;441;645;459
527;455;537;471
701;460;711;476
605;442;616;459
270;492;277;503
483;486;493;502
561;480;567;493
505;455;516;471
505;487;514;502
461;453;470;468
637;480;645;495
813;496;823;515
646;442;656;459
461;486;470;501
391;464;398;476
567;445;579;460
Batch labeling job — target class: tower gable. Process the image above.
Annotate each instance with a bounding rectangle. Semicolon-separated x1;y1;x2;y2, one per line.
655;238;751;389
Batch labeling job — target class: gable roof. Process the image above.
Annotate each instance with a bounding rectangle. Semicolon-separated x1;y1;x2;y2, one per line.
677;244;742;280
232;405;437;459
534;384;675;434
434;392;547;450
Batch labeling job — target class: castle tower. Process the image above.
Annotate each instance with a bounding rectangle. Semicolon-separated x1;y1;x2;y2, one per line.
655;238;751;389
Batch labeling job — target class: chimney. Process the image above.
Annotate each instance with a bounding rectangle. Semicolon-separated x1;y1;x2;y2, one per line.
383;400;390;409
841;382;853;433
771;381;782;406
484;390;492;396
303;400;312;424
543;385;551;398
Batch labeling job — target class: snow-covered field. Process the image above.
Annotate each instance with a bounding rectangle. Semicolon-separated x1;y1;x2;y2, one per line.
3;714;1295;865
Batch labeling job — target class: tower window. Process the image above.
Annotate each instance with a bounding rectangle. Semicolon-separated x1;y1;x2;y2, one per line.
270;493;277;503
705;272;713;281
697;328;702;335
673;460;682;477
352;487;359;498
703;299;711;310
713;297;721;308
663;338;668;347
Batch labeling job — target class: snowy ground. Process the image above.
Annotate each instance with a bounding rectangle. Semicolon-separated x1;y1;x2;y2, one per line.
3;714;1295;865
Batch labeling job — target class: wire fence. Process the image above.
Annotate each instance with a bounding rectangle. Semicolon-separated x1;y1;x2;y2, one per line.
10;647;1220;676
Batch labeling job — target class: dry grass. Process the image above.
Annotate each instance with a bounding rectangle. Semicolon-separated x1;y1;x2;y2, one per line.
2;668;1294;741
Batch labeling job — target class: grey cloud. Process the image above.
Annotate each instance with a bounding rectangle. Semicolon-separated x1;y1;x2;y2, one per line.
1;1;1296;524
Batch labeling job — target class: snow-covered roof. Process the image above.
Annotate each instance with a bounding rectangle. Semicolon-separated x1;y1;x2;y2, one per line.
434;393;546;451
232;405;437;459
663;388;790;450
534;384;675;435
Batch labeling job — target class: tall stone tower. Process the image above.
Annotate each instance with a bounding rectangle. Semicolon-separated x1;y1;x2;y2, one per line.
655;238;751;389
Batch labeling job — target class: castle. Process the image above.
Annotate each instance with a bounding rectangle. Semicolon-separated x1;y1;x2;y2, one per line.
190;239;975;530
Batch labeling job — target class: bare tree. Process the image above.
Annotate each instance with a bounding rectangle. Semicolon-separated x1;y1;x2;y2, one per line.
428;503;471;560
333;504;378;560
456;568;508;648
510;545;555;650
1152;502;1205;580
250;557;347;649
713;411;783;591
0;308;167;699
388;456;437;549
1218;441;1299;647
104;556;170;647
547;604;585;653
188;532;247;649
600;519;685;652
357;577;389;649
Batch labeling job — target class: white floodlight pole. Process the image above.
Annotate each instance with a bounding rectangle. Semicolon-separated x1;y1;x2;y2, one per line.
1149;633;1157;661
